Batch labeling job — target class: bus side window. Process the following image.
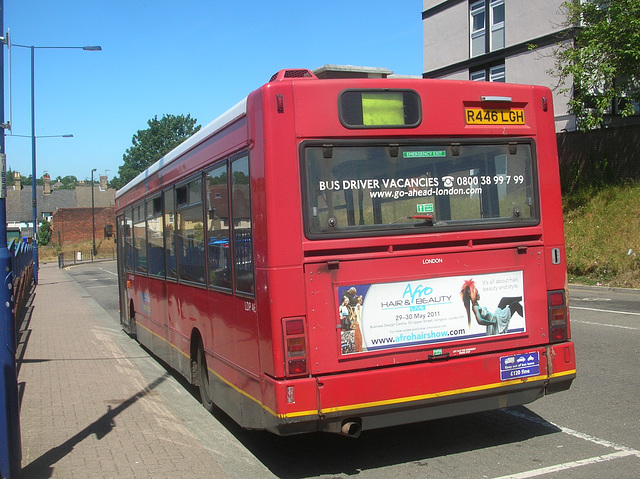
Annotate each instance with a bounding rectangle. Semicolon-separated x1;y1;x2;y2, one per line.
133;203;147;274
164;188;177;280
147;195;165;277
124;208;134;272
231;155;254;295
206;163;232;290
176;178;206;285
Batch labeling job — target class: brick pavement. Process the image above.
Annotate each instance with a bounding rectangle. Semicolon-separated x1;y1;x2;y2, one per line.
17;262;230;478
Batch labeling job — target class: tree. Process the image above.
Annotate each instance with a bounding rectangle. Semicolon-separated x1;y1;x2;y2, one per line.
111;114;201;189
38;220;52;246
553;0;640;129
6;167;15;187
59;175;79;190
20;174;32;188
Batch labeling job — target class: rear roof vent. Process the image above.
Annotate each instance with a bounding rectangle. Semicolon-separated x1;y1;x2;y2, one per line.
269;69;317;82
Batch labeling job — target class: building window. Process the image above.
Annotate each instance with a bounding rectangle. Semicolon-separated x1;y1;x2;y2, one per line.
490;64;505;82
470;0;505;57
470;70;486;81
612;77;640;116
490;0;505;51
470;1;486;57
470;63;505;82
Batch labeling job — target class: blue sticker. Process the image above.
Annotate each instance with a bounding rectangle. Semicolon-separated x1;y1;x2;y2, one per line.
500;352;540;381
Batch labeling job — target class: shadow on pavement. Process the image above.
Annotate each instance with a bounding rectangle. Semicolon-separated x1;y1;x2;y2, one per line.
20;373;170;479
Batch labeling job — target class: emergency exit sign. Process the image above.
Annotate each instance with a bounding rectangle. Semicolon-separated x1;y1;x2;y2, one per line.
417;204;434;213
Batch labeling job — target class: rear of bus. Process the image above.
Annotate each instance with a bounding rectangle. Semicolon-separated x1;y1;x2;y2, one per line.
257;72;575;436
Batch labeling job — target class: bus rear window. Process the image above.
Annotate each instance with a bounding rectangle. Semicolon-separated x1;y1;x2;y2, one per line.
339;90;421;128
303;141;537;238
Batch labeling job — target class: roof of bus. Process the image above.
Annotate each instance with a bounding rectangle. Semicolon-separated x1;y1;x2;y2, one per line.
115;97;247;199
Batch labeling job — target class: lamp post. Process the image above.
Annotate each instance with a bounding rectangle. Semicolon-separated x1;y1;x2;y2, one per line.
91;168;96;257
9;42;101;284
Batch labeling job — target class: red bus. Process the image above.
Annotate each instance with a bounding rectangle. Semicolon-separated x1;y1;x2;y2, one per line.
115;68;575;437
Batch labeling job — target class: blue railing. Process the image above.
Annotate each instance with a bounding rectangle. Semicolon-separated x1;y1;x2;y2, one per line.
9;239;32;277
8;239;34;322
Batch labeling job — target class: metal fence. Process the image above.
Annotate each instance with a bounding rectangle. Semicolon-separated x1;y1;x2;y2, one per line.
8;239;34;324
557;124;640;193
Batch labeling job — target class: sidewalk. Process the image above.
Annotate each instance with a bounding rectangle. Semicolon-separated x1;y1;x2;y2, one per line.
17;262;230;479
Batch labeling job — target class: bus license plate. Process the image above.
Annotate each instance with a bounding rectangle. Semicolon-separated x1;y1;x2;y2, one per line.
465;108;525;125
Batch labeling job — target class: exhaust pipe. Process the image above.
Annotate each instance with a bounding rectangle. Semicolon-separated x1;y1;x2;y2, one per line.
341;419;362;438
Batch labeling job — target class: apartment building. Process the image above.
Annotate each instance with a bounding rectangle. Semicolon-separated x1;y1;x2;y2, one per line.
422;0;575;131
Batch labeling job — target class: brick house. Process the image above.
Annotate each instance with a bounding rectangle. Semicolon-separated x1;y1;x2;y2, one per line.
6;173;116;246
51;207;115;245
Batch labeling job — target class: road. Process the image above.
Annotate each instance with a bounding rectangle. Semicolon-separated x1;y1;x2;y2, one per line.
65;261;640;478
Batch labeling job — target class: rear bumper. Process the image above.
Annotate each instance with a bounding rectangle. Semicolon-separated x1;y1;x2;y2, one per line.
262;342;576;435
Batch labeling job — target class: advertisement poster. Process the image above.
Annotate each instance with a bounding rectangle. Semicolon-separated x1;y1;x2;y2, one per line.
337;271;525;355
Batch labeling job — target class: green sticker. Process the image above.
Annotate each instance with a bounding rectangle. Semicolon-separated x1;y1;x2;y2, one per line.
403;151;446;158
417;204;434;213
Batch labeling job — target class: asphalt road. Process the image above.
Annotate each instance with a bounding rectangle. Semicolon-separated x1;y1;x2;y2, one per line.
65;260;640;478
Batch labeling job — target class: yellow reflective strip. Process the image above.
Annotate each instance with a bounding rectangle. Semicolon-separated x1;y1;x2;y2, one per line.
549;369;577;379
136;321;191;359
136;321;295;417
137;320;573;421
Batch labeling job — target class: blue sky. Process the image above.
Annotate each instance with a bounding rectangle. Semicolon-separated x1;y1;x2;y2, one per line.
3;1;424;182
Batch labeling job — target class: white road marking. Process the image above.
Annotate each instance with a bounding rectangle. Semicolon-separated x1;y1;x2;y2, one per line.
572;297;612;302
491;451;637;479
571;319;640;330
571;305;640;317
99;267;118;276
490;409;640;479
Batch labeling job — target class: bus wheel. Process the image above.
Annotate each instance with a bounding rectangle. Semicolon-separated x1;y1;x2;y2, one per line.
197;344;215;413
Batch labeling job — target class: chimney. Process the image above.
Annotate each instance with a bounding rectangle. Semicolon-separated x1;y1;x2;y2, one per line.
43;173;51;195
100;175;108;191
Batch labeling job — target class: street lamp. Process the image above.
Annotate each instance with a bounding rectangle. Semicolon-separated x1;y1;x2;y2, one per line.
9;41;101;284
91;168;96;257
8;133;73;138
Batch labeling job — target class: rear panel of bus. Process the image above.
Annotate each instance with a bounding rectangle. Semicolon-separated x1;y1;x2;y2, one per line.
254;74;575;435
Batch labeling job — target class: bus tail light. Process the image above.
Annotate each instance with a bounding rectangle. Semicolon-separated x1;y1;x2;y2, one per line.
286;337;306;356
283;317;308;377
287;358;307;376
548;290;568;343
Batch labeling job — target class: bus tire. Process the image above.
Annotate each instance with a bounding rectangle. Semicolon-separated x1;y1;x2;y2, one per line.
127;300;137;338
197;343;215;413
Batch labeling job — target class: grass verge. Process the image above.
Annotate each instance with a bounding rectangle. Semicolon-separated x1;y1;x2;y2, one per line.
564;181;640;288
38;238;116;263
